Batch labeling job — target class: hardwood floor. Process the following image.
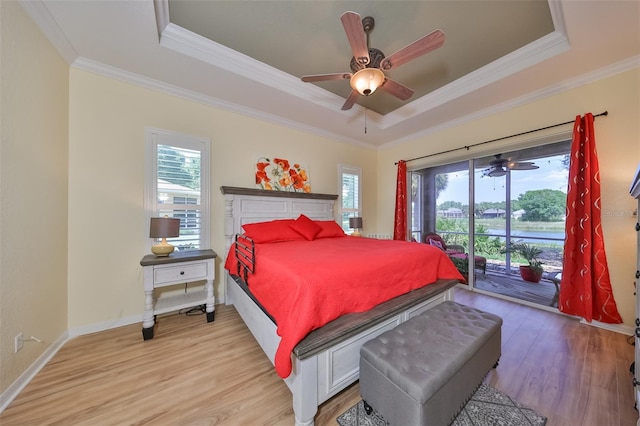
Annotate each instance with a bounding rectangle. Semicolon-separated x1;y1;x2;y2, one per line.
1;288;637;425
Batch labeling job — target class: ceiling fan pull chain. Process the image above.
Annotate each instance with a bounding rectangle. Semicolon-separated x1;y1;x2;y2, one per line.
364;108;368;134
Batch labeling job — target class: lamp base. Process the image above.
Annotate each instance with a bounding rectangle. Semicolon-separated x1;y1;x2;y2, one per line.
351;230;361;237
151;242;175;256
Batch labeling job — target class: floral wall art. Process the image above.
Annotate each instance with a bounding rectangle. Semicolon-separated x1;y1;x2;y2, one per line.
256;157;311;193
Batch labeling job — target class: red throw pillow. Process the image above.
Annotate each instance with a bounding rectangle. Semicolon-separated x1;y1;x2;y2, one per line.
242;219;305;243
315;220;347;238
290;214;322;241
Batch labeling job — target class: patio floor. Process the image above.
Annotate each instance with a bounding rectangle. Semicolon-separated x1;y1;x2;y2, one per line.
472;270;559;307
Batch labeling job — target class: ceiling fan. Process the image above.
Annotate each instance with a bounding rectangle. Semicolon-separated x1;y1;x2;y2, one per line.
301;11;445;111
482;154;539;177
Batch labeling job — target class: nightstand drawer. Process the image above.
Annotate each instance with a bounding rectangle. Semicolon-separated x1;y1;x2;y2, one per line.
153;262;208;286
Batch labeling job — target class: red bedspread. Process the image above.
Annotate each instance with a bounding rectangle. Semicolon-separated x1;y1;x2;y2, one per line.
224;236;463;378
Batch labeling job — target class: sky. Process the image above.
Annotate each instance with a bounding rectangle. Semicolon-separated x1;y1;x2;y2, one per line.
437;155;569;204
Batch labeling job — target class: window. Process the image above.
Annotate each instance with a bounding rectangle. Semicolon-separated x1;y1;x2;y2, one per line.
338;164;362;232
411;140;570;288
145;128;210;252
410;171;424;242
173;196;199;229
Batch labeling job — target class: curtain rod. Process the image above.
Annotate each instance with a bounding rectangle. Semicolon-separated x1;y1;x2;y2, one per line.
396;111;608;165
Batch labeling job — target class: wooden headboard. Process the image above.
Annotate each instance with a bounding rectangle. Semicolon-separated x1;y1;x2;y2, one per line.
220;186;338;254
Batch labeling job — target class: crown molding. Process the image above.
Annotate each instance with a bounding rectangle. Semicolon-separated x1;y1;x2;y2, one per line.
70;57;372;148
382;55;640;149
71;51;638;152
365;0;568;128
153;0;170;35
18;0;78;64
380;30;570;129
154;0;570;128
158;22;349;109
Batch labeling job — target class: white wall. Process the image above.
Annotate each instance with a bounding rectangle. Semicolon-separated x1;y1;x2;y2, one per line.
376;68;640;328
67;68;377;329
0;1;69;392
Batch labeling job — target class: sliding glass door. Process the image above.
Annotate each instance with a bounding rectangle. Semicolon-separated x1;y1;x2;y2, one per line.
473;159;508;278
411;161;470;246
411;141;570;306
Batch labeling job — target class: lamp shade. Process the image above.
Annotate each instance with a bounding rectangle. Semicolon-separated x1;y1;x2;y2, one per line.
149;217;180;238
350;68;385;96
349;217;363;229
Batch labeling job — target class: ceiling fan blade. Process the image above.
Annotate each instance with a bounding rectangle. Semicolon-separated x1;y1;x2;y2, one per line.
341;90;360;111
508;162;539;171
340;11;370;67
380;29;445;71
380;78;414;101
301;73;351;83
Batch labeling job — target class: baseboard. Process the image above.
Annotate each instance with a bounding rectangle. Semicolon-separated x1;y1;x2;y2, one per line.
0;313;143;414
579;318;634;336
457;284;635;336
0;332;68;413
67;313;142;339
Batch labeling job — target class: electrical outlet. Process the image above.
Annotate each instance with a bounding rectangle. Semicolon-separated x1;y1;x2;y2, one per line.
15;333;23;353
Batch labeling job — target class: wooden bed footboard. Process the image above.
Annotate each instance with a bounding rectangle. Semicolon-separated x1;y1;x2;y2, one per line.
225;272;456;426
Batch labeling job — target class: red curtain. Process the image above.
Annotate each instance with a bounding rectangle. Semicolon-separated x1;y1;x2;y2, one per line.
393;160;407;240
559;113;622;323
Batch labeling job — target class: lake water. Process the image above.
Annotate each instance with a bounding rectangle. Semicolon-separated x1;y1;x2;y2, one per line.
481;229;565;245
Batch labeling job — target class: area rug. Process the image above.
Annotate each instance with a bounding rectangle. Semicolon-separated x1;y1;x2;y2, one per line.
336;383;547;426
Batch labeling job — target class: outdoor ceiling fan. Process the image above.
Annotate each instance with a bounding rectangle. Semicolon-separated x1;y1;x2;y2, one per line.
300;11;445;111
482;154;539;177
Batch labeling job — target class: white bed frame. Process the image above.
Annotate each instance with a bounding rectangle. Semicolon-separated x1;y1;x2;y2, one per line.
221;186;454;426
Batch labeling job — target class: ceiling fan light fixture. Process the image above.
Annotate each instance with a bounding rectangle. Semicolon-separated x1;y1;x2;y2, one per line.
350;68;385;96
488;167;507;177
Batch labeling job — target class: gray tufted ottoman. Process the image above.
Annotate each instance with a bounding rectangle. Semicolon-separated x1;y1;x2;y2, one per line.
359;301;502;425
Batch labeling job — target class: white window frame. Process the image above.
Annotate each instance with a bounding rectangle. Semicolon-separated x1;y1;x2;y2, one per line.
338;164;362;232
144;127;211;252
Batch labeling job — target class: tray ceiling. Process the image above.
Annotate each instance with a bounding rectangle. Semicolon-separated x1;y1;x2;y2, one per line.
20;0;640;147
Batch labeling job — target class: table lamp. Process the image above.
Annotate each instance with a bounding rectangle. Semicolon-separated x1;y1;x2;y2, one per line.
149;216;180;256
349;217;363;237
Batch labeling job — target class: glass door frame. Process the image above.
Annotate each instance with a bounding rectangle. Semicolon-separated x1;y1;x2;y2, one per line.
410;139;572;290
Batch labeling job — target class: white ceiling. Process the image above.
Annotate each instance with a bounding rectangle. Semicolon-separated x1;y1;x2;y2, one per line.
21;0;640;148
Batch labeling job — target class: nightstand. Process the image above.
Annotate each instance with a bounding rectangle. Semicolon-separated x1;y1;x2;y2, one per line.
139;249;217;340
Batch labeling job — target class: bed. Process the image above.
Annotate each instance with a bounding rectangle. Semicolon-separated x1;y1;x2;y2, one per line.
220;186;462;426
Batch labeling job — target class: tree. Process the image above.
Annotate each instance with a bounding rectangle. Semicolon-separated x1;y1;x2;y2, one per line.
518;189;566;222
158;146;200;190
435;173;449;200
438;200;463;210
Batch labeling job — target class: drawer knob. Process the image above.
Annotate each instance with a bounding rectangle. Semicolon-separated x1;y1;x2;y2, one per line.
180;271;185;275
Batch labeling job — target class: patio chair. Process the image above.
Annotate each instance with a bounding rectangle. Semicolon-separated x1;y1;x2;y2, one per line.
423;232;487;275
544;271;561;307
